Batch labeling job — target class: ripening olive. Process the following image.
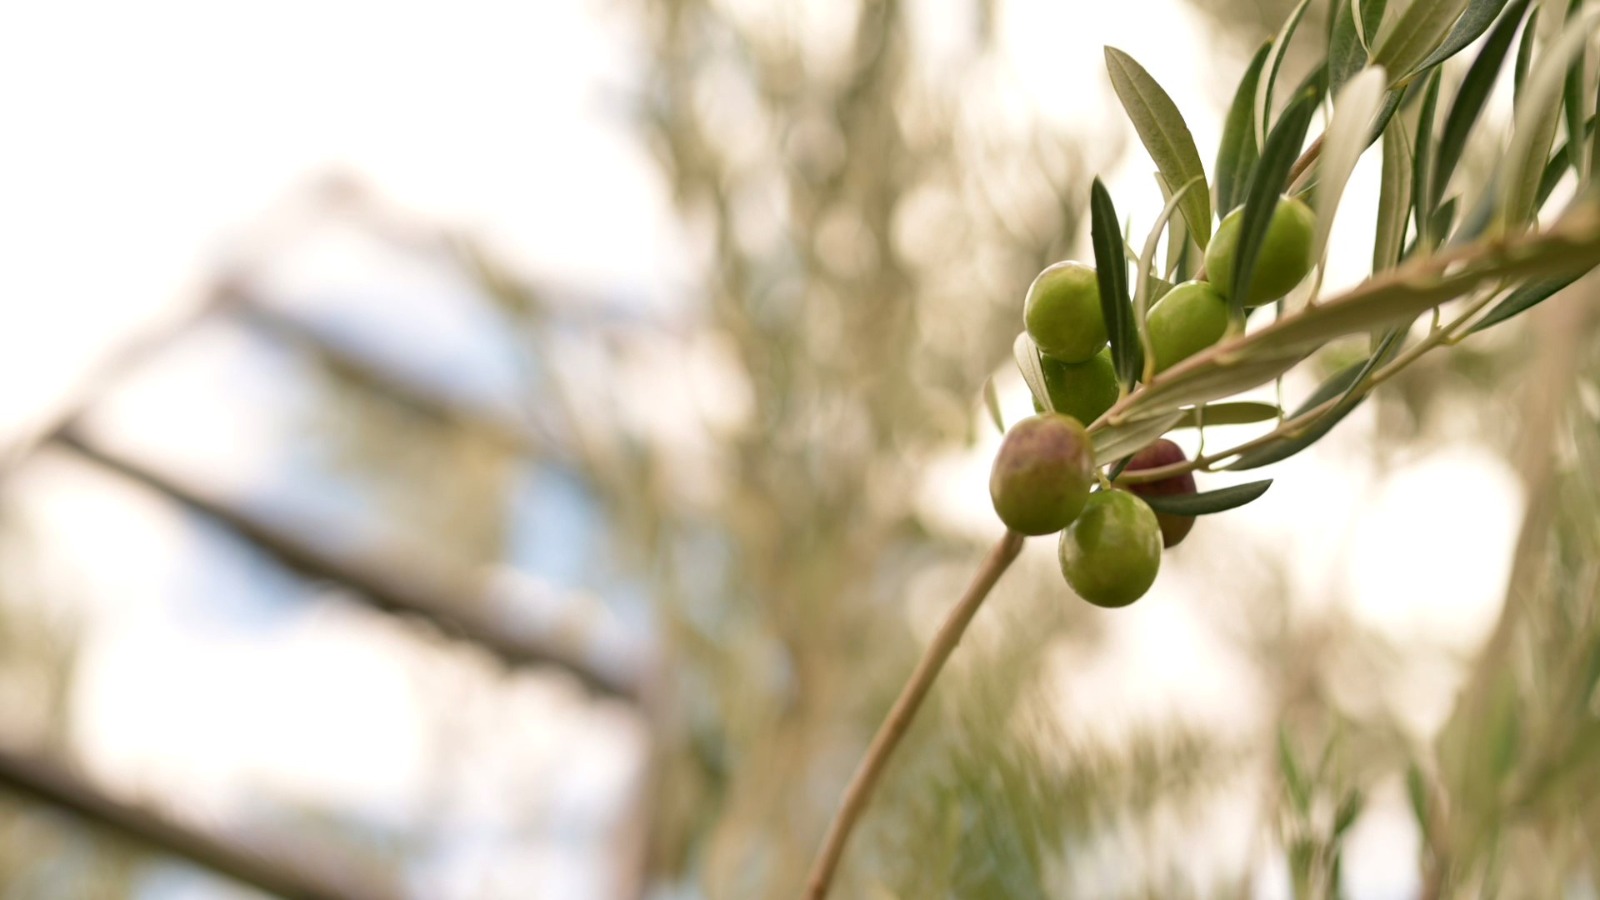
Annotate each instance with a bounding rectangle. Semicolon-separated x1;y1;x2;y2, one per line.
1205;195;1315;307
989;413;1096;536
1122;438;1197;548
1039;348;1119;425
1024;261;1109;363
1147;281;1229;375
1058;490;1162;607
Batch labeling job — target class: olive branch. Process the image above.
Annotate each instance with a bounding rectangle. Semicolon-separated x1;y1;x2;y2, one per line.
805;2;1600;895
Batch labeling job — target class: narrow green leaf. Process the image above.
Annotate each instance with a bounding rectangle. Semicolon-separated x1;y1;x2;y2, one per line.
1330;0;1388;95
1468;272;1584;332
1258;0;1318;147
1013;332;1051;412
1315;67;1390;267
1406;763;1431;840
1354;0;1388;53
1090;178;1142;386
1503;8;1600;230
1407;0;1516;79
1106;47;1214;248
1562;1;1589;183
1279;728;1311;815
1334;789;1366;835
1217;42;1271;216
1161;173;1192;279
1514;8;1540;103
1121;353;1310;416
1373;0;1471;84
1412;70;1444;251
983;377;1004;433
1232;89;1320;322
1428;196;1460;246
1137;176;1204;377
1537;121;1592;208
1590;59;1600;176
1141;479;1274;515
1091;411;1184;465
1225;327;1407;470
1434;0;1531;202
1168;401;1283;429
1375;122;1414;270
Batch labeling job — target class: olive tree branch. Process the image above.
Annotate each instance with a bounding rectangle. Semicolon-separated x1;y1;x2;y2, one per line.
1112;285;1504;485
803;529;1027;900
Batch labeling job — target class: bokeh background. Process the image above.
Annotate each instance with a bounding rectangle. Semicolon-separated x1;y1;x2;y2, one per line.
2;1;1597;898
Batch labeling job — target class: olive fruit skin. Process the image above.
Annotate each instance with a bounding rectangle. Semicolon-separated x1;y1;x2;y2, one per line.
1058;490;1163;608
989;413;1096;536
1039;348;1119;425
1123;438;1197;548
1204;195;1315;308
1024;261;1109;363
1147;281;1229;374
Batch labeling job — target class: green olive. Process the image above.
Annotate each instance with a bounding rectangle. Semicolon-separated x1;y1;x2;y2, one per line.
1147;281;1229;374
1122;438;1196;548
1024;261;1108;363
1039;348;1119;425
1204;195;1315;307
1058;490;1162;607
989;413;1096;536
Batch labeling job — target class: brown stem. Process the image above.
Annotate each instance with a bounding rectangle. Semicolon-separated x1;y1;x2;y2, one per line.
803;530;1027;900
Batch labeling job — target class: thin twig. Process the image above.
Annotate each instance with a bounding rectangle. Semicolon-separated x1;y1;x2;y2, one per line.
803;530;1026;900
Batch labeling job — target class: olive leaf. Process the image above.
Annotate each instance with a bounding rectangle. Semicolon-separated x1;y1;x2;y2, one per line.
1562;0;1590;184
1329;0;1388;96
1257;0;1317;148
1168;401;1283;429
1434;0;1530;202
1225;326;1407;470
1590;61;1600;176
1091;410;1184;465
1217;42;1271;216
1314;66;1389;269
1160;173;1193;278
1468;272;1584;333
1278;727;1311;815
1137;175;1203;379
1374;122;1414;271
1013;332;1051;413
1411;70;1444;251
1513;8;1539;102
1503;8;1600;230
1090;177;1143;387
1105;48;1213;248
1231;88;1319;322
1139;479;1274;516
1406;0;1517;80
1118;353;1310;418
1373;0;1471;85
982;377;1005;433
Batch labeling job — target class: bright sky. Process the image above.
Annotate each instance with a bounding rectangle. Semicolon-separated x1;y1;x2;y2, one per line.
0;0;1527;897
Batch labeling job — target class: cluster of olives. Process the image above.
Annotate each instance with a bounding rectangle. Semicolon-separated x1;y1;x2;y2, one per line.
993;195;1315;607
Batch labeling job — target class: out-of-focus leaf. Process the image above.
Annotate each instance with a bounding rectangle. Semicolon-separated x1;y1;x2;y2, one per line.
1106;48;1213;248
1091;178;1142;387
1279;728;1310;815
1412;70;1443;250
1502;8;1600;229
1334;789;1365;835
1514;9;1539;102
1232;89;1319;321
1329;0;1388;95
1375;123;1414;270
1562;2;1590;183
1373;0;1471;84
1217;42;1270;216
1257;0;1316;147
1091;411;1184;465
983;377;1004;433
1468;272;1584;332
1434;0;1530;202
1406;0;1516;79
1428;196;1459;246
1315;67;1389;267
1140;479;1273;515
1406;762;1431;840
1013;332;1051;412
1591;63;1600;175
1225;326;1406;470
1168;401;1283;429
